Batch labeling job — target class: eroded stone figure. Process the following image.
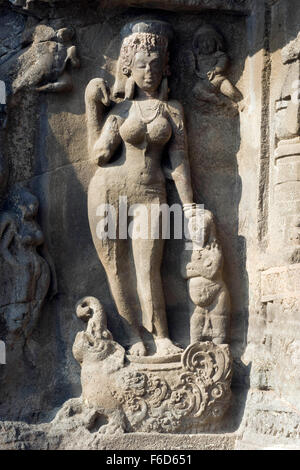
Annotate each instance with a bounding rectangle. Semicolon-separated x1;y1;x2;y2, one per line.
13;24;80;93
0;185;50;339
85;20;194;357
186;25;242;108
181;205;230;344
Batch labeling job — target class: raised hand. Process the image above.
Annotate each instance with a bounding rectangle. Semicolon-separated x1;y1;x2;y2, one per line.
85;78;110;107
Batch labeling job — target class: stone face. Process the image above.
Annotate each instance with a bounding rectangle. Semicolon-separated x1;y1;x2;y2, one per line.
0;0;299;451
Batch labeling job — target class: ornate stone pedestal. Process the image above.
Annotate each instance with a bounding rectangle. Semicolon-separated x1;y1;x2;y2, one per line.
113;342;232;433
71;297;232;434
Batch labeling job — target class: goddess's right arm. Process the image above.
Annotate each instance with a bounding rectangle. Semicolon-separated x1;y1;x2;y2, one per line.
93;113;122;165
85;78;122;165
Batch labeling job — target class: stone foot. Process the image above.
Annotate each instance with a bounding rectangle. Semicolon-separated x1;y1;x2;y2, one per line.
154;337;183;356
128;340;147;357
213;336;226;345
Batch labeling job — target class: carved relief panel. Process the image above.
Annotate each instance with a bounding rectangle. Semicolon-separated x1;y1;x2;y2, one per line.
0;0;249;441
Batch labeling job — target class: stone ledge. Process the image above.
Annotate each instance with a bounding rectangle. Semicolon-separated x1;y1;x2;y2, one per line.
0;421;237;450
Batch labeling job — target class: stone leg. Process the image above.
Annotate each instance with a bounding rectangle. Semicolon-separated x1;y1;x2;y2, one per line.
36;71;73;93
13;53;52;92
209;289;230;344
190;305;206;343
99;237;145;352
193;79;220;105
88;183;146;353
131;236;168;338
219;78;243;103
131;212;181;355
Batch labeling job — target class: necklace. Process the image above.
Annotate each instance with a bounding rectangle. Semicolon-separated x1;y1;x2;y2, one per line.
135;100;162;124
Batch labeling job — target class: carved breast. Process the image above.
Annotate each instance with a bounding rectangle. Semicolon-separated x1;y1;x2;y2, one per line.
119;103;172;148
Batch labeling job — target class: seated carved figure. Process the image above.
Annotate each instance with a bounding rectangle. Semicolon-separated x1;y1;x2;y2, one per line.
187;25;242;109
12;25;80;93
181;205;230;344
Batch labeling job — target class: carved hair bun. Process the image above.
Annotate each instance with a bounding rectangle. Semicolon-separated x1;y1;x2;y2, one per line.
121;19;173;42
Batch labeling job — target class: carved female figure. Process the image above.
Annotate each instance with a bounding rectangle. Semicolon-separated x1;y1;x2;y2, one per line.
0;186;50;337
85;21;193;356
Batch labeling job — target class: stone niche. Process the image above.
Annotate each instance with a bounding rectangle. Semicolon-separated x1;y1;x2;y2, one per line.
0;0;299;451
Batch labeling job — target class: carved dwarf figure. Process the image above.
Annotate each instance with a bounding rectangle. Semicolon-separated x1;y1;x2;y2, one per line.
188;25;242;108
12;24;80;94
181;205;230;344
0;185;50;339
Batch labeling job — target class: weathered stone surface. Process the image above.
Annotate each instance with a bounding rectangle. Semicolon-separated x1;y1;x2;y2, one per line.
0;419;237;449
0;0;299;451
72;297;232;433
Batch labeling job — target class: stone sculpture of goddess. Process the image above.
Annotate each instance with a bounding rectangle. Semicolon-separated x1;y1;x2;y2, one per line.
85;20;194;357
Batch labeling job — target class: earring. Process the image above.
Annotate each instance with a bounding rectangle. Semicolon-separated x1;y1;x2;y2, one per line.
159;77;169;101
125;76;135;100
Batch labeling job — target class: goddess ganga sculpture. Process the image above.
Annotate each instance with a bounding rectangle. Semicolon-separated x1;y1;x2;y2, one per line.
85;20;193;357
59;20;232;433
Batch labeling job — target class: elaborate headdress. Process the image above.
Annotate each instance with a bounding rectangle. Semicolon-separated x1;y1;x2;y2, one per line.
113;20;173;100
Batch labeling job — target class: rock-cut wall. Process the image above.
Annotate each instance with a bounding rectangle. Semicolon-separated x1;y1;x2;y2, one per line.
0;0;299;450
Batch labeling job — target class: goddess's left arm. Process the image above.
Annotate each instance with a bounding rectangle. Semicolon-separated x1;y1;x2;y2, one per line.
214;52;229;74
167;101;193;205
